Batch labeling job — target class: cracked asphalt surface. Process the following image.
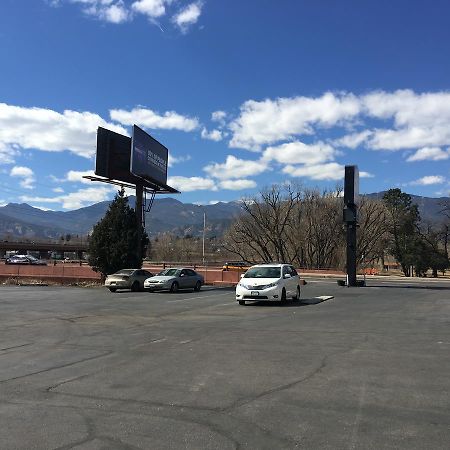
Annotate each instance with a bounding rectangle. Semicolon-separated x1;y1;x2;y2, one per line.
0;279;449;449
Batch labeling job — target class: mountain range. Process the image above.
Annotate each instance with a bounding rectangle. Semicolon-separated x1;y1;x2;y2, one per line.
0;197;242;239
0;193;448;240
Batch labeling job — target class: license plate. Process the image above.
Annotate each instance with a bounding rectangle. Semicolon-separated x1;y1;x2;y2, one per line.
251;291;259;296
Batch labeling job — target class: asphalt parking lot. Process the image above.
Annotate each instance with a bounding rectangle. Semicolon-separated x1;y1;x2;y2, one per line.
0;279;449;449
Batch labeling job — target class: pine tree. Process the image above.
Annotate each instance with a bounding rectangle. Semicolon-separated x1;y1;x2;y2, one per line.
382;189;421;277
88;188;149;277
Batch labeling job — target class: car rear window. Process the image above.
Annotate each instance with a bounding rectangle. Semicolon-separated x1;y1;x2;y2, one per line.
114;269;135;275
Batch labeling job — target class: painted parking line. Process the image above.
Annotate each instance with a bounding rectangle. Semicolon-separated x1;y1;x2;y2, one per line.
313;295;334;301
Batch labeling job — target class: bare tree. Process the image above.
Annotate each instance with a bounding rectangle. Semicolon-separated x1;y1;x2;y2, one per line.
356;197;390;266
224;184;394;271
223;184;303;264
299;189;343;269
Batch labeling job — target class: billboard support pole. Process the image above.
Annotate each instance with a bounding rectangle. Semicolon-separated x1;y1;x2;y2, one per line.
343;165;359;287
135;183;143;260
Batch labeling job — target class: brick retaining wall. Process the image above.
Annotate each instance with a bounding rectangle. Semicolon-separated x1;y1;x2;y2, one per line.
0;262;345;285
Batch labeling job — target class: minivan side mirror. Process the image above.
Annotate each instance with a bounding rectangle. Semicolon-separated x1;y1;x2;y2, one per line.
284;273;291;279
240;274;245;278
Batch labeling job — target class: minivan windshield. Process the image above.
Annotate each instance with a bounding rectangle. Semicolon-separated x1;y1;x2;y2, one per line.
243;267;281;279
158;269;181;277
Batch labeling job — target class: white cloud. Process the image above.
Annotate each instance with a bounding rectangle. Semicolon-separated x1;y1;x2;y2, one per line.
168;153;191;167
53;0;203;33
363;90;450;128
229;92;360;151
0;142;18;164
411;175;446;186
228;89;450;153
66;169;96;183
102;2;130;23
283;163;345;181
368;126;450;151
333;130;372;149
131;0;170;19
363;90;450;151
203;155;269;180
71;0;130;24
110;107;199;132
211;110;227;125
0;103;127;158
53;187;65;193
10;166;35;189
50;169;95;184
406;147;450;162
20;186;114;209
167;176;216;192
262;141;336;165
201;128;223;141
360;171;374;178
172;1;203;33
219;179;257;190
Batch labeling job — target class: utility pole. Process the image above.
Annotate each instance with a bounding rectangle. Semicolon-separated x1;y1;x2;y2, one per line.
202;212;206;267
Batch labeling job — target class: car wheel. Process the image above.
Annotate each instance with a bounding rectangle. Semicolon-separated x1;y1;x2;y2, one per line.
131;281;140;292
281;288;287;303
238;300;245;305
194;281;201;292
292;286;301;302
170;281;179;293
109;288;116;292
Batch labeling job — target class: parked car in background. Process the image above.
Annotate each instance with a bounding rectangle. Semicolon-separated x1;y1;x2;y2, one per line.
5;255;47;265
144;268;204;293
222;261;252;271
236;263;301;305
104;269;153;292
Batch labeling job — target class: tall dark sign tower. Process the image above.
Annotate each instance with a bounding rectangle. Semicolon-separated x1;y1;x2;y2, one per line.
343;165;359;286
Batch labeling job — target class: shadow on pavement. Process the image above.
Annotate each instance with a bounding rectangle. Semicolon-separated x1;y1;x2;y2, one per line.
364;284;450;291
245;297;332;307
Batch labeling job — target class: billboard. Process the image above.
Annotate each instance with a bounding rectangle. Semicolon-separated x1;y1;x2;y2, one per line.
94;126;178;193
130;125;168;186
95;127;136;184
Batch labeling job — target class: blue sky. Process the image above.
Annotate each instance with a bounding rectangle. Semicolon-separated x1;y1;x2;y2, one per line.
1;0;450;210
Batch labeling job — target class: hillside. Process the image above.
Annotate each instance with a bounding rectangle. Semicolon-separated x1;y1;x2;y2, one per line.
0;193;448;239
0;198;242;239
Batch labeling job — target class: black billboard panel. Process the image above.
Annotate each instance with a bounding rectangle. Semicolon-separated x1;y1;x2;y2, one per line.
95;127;137;184
130;125;168;186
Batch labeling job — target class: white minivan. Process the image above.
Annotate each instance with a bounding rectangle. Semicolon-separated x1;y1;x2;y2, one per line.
235;263;301;305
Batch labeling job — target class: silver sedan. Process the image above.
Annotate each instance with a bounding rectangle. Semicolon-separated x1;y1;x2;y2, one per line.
144;268;204;293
